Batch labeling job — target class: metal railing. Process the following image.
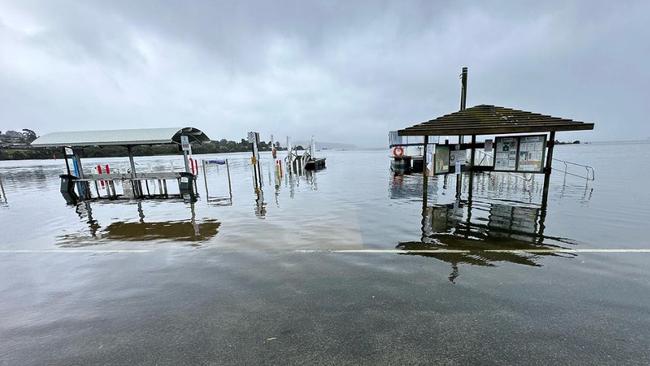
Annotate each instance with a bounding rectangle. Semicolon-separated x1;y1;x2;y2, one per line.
0;175;6;202
474;149;595;182
552;158;595;181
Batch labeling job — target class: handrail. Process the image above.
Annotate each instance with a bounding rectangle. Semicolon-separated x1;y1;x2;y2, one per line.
472;150;595;182
0;175;6;202
552;158;595;181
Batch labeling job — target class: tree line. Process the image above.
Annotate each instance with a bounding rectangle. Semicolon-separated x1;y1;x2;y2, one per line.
0;132;303;160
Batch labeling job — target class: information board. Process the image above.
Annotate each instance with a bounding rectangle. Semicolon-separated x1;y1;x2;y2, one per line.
517;135;546;172
493;135;546;173
433;145;450;174
494;137;518;171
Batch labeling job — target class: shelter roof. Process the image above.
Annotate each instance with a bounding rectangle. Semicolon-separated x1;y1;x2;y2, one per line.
32;127;210;147
398;105;594;136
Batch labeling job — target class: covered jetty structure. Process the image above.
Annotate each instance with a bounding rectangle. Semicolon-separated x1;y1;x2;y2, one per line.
397;67;595;207
393;68;595;279
32;127;210;204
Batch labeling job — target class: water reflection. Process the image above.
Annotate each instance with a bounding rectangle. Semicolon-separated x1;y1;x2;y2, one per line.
253;165;320;218
58;201;220;246
398;200;577;282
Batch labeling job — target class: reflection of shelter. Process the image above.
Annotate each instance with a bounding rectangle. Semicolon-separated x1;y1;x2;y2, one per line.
398;200;575;282
397;68;595;206
32;127;210;204
59;201;219;245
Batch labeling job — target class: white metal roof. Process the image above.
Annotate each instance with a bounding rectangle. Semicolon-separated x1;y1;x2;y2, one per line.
31;127;210;147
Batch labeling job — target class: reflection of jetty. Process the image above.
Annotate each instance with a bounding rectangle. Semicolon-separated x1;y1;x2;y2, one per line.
32;127;210;204
58;200;219;246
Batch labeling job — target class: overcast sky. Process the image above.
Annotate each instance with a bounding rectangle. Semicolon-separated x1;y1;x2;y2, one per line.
1;0;648;146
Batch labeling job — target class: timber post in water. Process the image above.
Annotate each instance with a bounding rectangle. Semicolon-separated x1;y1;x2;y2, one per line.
456;66;468;200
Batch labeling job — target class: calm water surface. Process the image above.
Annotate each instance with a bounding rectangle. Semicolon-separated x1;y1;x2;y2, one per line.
1;144;648;251
1;144;650;365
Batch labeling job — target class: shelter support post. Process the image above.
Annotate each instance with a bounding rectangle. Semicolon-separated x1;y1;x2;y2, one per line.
422;135;429;210
468;135;476;201
542;131;556;208
455;135;463;200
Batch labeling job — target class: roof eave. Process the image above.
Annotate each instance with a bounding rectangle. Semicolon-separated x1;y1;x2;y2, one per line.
397;123;595;136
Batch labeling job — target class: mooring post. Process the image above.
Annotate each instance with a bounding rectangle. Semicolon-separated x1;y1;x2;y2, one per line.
226;159;233;201
541;131;556;207
422;135;429;210
127;146;141;198
460;67;468;110
202;160;209;199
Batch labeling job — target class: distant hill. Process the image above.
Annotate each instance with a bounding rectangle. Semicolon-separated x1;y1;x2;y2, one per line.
292;141;357;150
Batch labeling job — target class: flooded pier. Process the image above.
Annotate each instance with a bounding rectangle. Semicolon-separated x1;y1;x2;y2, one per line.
2;144;650;364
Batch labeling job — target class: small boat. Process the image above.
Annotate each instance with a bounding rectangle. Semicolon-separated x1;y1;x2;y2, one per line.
305;157;326;170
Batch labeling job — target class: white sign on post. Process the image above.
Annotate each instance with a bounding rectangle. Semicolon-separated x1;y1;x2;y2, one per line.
247;131;256;143
449;150;467;165
181;135;191;153
484;139;493;153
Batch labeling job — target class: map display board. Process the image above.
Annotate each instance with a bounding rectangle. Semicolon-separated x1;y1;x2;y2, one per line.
517;135;546;172
433;145;450;174
493;135;547;173
494;137;519;171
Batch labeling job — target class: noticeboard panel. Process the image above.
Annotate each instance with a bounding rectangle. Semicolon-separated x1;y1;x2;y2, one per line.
517;135;546;172
493;135;547;173
494;137;519;171
434;145;450;174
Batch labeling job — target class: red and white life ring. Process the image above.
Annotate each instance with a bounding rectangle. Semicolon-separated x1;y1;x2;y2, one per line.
393;146;405;157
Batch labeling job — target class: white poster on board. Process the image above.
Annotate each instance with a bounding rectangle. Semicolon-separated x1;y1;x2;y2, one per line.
449;149;467;165
494;137;518;171
434;145;450;174
484;139;493;152
518;135;546;172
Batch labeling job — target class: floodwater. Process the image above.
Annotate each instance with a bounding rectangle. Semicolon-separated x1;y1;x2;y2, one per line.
1;143;650;365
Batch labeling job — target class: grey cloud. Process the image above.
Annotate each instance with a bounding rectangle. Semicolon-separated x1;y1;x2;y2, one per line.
0;0;648;146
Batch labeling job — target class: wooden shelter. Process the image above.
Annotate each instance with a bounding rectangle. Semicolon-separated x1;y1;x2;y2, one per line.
397;68;595;207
